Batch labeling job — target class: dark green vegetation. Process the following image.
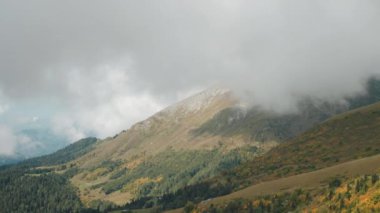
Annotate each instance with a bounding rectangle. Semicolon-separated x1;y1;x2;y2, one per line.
0;137;99;213
98;146;261;197
0;167;85;213
195;174;380;212
123;181;234;211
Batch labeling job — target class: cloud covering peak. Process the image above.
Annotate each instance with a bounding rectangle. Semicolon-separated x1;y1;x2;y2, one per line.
0;0;380;143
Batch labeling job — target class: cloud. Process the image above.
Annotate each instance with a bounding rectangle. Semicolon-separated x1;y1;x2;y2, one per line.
0;124;17;155
0;0;380;139
0;92;9;115
0;104;8;115
51;65;165;140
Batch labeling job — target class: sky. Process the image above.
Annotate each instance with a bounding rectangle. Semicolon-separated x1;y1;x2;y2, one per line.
1;0;380;156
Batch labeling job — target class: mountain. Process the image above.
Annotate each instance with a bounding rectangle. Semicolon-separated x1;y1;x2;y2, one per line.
67;88;277;206
193;99;348;142
1;79;380;212
194;78;380;142
223;101;380;188
66;86;366;206
138;100;380;211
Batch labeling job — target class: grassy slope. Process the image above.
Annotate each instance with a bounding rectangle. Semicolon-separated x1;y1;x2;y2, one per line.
221;102;380;189
150;101;380;212
201;154;380;206
69;90;271;205
72;144;275;206
191;172;380;213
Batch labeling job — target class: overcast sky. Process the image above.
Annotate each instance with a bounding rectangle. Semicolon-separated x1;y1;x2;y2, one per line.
1;0;380;155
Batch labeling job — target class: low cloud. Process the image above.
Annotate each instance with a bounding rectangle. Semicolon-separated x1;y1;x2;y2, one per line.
51;66;165;140
0;0;380;140
0;124;17;155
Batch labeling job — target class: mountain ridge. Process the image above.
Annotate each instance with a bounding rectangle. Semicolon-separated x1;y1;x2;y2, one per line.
1;79;380;212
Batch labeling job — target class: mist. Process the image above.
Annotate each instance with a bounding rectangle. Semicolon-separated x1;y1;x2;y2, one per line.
0;0;380;139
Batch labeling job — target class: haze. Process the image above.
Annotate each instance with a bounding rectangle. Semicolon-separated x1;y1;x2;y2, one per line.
0;0;380;155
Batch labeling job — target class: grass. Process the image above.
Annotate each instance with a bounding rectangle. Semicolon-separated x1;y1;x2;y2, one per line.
161;101;380;212
194;175;380;212
99;145;265;198
221;102;380;188
204;154;380;206
166;155;380;213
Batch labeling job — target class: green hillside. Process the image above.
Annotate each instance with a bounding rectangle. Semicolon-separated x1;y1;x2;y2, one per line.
225;102;380;188
97;145;263;198
1;80;380;212
192;172;380;212
123;101;380;211
0;167;85;213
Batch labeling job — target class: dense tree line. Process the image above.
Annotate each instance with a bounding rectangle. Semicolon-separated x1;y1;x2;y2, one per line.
119;181;233;211
0;167;87;213
0;138;100;213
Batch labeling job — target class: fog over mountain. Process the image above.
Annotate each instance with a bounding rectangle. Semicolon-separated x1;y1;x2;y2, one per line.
0;0;380;155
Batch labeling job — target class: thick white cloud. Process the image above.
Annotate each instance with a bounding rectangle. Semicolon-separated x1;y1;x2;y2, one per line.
0;92;9;115
0;123;39;156
0;0;380;141
0;125;17;155
0;104;8;115
51;65;165;140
